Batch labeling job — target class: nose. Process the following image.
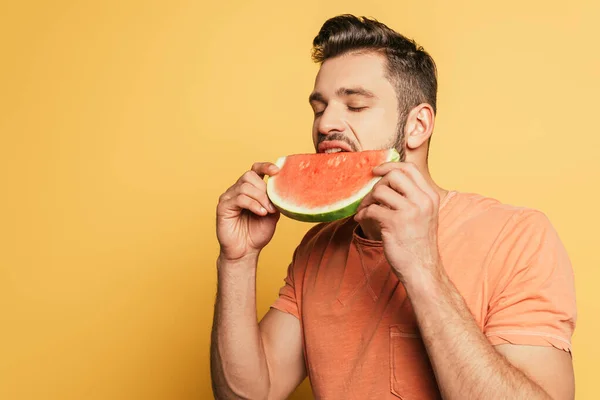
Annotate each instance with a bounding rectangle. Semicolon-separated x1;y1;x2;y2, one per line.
316;104;346;136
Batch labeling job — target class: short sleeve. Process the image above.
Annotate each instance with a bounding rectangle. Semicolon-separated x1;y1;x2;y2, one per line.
270;259;300;319
484;210;577;353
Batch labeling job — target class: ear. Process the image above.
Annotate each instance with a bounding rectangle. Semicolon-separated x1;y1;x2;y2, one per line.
404;103;435;150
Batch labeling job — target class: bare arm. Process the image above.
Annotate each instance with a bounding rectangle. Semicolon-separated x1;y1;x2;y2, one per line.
210;255;305;400
259;307;306;398
210;255;269;399
406;271;574;400
211;162;306;399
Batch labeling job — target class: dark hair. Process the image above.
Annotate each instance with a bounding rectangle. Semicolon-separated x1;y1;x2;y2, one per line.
312;15;438;119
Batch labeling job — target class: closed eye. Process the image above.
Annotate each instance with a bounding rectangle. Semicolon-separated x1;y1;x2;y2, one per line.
348;106;368;112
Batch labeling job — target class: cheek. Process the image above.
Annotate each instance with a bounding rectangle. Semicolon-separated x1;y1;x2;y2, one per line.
354;109;397;148
381;105;400;131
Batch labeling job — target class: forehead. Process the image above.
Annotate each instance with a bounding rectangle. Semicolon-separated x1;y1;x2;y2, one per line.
313;51;392;94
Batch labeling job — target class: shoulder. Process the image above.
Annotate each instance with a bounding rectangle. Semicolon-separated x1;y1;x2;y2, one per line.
450;192;572;287
445;191;555;236
444;191;567;274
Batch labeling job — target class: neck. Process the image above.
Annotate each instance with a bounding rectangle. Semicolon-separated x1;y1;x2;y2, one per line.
417;161;449;202
400;145;448;200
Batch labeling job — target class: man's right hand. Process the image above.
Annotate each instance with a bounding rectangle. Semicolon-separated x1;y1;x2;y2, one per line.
213;162;307;400
216;162;281;262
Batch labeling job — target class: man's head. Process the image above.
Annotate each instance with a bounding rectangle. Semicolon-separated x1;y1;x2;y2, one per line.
309;15;438;162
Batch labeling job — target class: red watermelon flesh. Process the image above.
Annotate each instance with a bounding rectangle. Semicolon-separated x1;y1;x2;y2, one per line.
266;149;400;222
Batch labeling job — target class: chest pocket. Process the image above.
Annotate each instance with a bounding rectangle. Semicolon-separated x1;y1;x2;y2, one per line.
390;324;441;399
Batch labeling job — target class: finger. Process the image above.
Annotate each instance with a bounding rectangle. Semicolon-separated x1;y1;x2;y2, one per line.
358;184;410;212
224;193;269;216
236;171;276;212
239;170;268;191
219;177;253;204
354;203;390;223
379;169;428;205
395;163;438;201
235;182;276;213
251;162;280;178
374;162;437;201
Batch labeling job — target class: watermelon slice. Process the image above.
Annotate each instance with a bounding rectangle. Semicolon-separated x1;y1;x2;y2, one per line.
266;149;400;223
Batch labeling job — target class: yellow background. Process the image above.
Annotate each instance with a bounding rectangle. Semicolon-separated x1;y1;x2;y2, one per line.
1;0;598;399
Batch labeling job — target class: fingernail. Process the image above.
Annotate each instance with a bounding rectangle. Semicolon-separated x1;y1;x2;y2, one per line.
260;207;267;214
268;204;276;212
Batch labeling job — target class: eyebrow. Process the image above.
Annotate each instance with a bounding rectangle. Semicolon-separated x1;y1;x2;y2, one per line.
309;87;377;104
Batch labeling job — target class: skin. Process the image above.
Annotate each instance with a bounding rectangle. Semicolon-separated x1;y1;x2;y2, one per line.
211;51;575;399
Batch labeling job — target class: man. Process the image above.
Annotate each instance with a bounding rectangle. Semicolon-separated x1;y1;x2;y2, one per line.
211;14;576;400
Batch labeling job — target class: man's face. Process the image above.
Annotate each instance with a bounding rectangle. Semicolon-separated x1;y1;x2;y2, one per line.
309;52;401;154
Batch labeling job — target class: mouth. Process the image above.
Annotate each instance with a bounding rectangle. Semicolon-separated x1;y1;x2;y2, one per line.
323;148;346;154
317;140;353;154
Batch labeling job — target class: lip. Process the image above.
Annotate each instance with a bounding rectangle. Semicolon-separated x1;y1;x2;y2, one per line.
317;140;353;153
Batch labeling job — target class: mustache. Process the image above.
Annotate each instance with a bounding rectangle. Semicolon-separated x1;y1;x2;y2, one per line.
316;133;359;152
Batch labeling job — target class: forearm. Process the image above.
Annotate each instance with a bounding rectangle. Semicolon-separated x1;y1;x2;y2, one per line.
405;269;551;400
210;255;270;399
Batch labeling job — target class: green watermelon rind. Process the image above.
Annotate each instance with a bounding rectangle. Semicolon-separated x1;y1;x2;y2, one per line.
266;149;400;223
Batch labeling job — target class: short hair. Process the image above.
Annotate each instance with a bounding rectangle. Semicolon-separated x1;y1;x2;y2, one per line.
312;15;438;117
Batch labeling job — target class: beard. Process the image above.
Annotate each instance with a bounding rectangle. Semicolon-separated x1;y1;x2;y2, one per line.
315;113;408;161
315;132;360;152
390;111;407;162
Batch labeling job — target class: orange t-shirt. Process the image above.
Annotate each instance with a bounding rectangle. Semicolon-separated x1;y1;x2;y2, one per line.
271;191;577;399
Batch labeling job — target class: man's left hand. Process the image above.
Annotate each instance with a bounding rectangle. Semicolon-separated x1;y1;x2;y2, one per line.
354;162;442;283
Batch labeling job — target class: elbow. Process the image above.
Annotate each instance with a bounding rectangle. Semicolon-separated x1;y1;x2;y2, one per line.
211;370;271;400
